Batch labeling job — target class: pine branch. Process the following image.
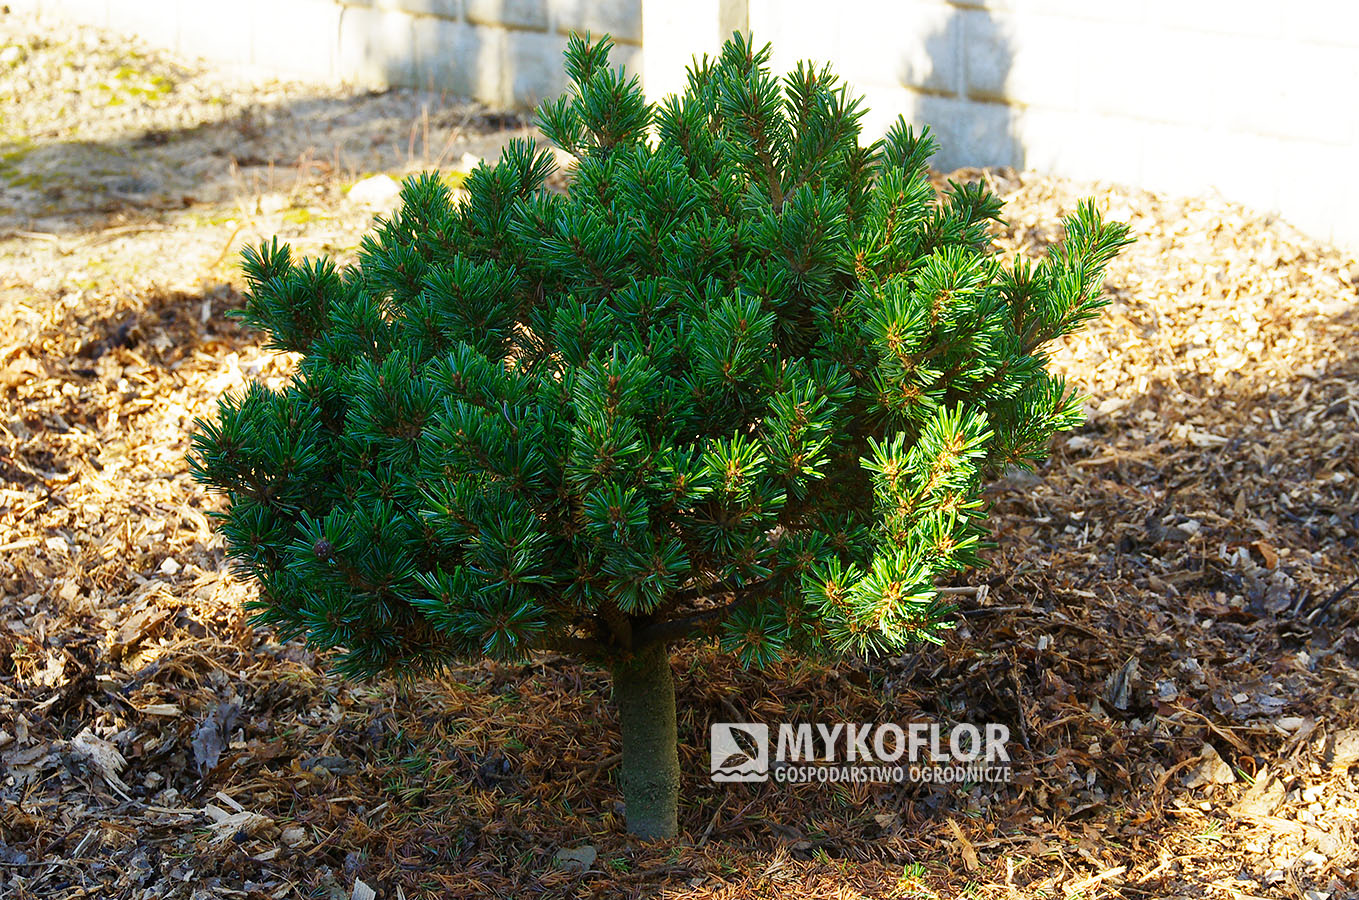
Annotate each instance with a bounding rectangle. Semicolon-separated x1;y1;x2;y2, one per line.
533;633;614;659
633;591;761;649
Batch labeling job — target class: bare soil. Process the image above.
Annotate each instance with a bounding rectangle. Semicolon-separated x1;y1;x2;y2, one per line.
2;10;1358;900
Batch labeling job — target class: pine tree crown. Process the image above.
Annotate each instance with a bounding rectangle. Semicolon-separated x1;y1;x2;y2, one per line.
191;33;1130;678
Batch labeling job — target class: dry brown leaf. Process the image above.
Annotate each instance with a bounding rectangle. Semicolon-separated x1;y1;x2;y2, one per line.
946;818;979;873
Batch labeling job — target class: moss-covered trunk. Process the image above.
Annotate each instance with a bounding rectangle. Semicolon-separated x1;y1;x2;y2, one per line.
611;642;680;839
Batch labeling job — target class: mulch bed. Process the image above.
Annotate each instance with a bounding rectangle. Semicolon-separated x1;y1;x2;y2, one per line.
2;12;1358;900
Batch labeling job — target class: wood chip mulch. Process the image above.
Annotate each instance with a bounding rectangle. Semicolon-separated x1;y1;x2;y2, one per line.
2;16;1358;900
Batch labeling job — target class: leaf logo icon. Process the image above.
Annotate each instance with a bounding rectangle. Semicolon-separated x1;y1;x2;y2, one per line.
730;725;760;758
711;723;769;782
719;751;751;769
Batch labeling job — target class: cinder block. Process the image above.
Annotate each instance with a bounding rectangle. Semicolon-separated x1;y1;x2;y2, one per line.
641;0;729;100
1283;1;1359;46
1203;131;1281;214
378;0;462;18
963;9;1083;109
1076;22;1153;120
1014;107;1142;186
837;0;962;96
339;6;419;87
1274;141;1352;246
413;15;465;93
415;17;507;103
915;94;1018;170
467;0;547;31
1137;121;1232;200
252;0;342;81
1007;0;1142;21
748;0;837;75
1232;42;1359;146
854;83;923;144
614;41;642;79
1328;180;1359;251
1141;0;1282;38
177;3;255;67
1331;219;1359;254
945;0;1018;13
1077;23;1226;127
508;28;567;104
961;9;1007;100
549;0;641;44
1143;126;1285;215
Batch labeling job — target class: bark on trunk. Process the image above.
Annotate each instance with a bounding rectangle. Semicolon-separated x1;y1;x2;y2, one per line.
611;642;680;839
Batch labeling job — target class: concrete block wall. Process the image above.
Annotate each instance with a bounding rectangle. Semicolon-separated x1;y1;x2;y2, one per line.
14;0;644;109
10;0;1359;249
650;0;1359;251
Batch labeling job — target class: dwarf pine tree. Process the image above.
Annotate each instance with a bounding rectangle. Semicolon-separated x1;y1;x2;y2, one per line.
191;34;1129;839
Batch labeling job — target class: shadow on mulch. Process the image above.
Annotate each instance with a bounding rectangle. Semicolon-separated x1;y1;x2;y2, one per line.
0;100;531;239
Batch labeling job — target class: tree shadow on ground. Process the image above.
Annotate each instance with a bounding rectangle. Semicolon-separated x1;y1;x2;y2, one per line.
0;95;531;239
0;6;547;238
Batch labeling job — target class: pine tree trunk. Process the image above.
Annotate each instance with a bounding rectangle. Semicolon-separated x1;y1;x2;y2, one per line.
611;642;680;839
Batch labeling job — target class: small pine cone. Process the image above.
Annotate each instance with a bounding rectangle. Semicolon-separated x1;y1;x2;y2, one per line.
313;539;334;559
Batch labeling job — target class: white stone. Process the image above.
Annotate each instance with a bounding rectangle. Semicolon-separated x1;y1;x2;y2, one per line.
348;173;403;207
553;845;597;871
259;193;290;215
281;825;309;847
